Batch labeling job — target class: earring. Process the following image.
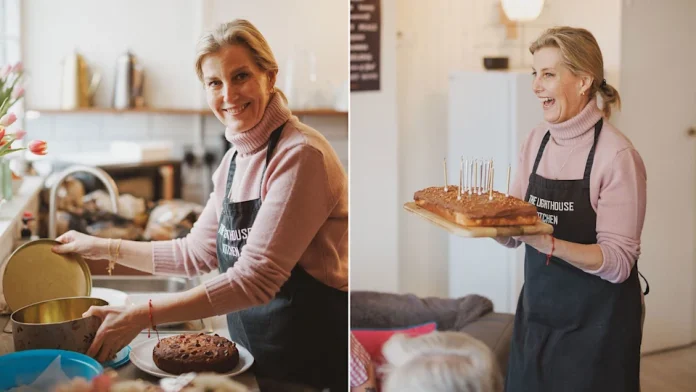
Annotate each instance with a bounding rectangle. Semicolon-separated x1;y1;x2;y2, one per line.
581;91;585;96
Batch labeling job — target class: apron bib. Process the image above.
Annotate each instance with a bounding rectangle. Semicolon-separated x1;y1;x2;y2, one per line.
216;124;348;391
505;119;647;392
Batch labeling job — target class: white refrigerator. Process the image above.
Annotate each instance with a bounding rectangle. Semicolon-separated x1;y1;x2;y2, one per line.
446;70;543;314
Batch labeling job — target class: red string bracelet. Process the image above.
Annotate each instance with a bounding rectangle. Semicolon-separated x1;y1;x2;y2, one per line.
148;299;160;341
546;235;555;266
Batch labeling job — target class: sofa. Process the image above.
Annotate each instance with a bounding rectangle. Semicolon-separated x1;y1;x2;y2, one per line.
350;290;515;376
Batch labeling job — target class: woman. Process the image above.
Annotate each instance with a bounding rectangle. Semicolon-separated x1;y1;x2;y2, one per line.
496;27;648;392
53;19;348;391
380;331;503;392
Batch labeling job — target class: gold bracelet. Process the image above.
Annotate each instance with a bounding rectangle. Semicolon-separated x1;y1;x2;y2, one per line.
115;239;122;262
108;239;122;275
106;238;115;276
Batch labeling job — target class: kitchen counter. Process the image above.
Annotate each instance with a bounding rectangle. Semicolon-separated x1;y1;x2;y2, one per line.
0;314;260;391
0;175;44;261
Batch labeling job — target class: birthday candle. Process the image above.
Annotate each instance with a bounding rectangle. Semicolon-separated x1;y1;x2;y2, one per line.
458;156;463;201
443;157;448;192
506;164;511;197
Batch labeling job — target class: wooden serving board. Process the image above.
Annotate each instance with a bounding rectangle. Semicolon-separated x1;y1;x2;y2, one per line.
403;202;553;238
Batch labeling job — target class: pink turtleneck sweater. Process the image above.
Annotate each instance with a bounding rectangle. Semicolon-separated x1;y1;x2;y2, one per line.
501;99;647;284
151;94;348;314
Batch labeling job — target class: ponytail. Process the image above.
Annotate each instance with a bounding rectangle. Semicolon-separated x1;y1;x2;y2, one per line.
597;79;621;118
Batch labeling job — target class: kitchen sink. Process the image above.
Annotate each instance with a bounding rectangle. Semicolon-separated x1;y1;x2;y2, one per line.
91;275;199;294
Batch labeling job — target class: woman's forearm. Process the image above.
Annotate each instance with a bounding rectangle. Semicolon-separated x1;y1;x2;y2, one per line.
554;239;604;271
131;285;215;326
519;235;604;271
103;238;155;274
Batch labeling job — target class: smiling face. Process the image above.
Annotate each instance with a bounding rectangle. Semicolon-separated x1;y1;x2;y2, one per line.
201;44;276;132
532;46;591;124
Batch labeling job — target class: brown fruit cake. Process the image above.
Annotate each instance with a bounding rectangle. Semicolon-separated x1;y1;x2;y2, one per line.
152;333;240;375
414;186;539;227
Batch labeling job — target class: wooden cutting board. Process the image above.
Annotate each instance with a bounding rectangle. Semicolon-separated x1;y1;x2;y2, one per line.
403;202;553;238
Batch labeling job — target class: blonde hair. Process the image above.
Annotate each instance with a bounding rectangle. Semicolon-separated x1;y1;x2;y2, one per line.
530;26;620;118
195;19;287;102
380;331;503;392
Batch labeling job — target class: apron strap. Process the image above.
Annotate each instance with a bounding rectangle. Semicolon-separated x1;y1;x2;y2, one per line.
582;118;604;187
532;118;605;180
531;131;552;175
223;122;287;202
224;151;238;202
259;123;285;196
638;270;650;295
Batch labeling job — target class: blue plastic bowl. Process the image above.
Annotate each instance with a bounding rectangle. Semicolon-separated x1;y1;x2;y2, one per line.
0;349;103;390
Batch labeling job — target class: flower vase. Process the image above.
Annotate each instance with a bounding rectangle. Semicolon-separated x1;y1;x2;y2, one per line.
0;158;11;204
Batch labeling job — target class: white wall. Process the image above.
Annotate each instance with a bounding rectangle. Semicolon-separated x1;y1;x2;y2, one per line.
205;0;349;112
20;0;348;203
348;0;621;297
22;0;200;110
615;0;696;353
538;0;622;88
349;0;399;293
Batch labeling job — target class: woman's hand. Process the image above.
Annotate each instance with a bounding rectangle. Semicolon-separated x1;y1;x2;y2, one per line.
52;230;109;260
83;305;149;363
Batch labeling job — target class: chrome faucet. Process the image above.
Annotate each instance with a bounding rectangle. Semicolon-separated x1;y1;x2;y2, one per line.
48;165;120;239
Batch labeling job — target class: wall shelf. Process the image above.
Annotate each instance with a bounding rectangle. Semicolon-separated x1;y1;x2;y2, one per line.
27;107;348;117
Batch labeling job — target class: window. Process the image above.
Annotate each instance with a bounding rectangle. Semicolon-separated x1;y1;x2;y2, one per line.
0;0;24;163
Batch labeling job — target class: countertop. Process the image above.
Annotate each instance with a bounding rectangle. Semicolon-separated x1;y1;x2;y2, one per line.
0;314;260;391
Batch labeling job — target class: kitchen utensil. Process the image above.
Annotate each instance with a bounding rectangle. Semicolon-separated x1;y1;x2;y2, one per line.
11;296;108;354
103;345;131;369
129;337;254;378
403;202;553;237
113;51;145;109
2;239;92;312
0;349;103;390
483;56;509;70
60;51;101;109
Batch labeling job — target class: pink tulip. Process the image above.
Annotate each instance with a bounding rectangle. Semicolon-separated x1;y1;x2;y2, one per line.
0;113;17;127
27;139;47;155
0;128;5;141
12;129;25;140
90;374;114;392
11;62;22;73
11;86;24;99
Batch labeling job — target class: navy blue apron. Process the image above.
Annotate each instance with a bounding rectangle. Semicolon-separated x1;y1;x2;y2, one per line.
505;119;648;392
216;124;348;391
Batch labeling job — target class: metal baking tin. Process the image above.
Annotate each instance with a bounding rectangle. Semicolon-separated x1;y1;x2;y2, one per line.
2;239;92;312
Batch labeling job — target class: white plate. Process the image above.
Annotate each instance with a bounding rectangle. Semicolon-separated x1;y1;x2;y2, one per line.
129;336;254;378
91;287;128;307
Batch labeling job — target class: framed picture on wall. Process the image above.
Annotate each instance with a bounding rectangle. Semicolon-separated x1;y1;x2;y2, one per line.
350;0;380;92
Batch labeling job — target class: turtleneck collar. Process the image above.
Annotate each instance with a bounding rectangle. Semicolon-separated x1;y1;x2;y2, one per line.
224;92;292;156
546;98;603;146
